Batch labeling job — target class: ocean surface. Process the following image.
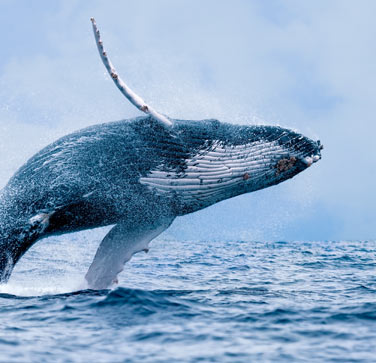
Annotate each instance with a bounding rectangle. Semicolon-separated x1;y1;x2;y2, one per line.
0;231;375;362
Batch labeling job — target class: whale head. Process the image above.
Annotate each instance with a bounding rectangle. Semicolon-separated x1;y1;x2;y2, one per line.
140;119;322;214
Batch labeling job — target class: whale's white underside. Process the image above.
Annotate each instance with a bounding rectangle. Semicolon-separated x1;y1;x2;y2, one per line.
140;140;286;206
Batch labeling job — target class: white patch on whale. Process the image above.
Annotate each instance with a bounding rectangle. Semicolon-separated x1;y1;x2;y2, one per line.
140;140;287;207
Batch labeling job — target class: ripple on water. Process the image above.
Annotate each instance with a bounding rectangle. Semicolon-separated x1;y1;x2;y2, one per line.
0;239;375;361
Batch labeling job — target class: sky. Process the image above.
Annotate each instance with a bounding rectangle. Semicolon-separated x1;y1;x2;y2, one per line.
0;0;375;241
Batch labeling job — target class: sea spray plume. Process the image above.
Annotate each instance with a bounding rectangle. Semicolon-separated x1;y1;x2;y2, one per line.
0;18;322;289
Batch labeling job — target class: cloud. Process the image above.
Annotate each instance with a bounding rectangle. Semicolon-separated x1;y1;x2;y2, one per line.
0;0;375;240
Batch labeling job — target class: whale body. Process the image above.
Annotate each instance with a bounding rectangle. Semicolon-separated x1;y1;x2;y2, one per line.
0;116;321;288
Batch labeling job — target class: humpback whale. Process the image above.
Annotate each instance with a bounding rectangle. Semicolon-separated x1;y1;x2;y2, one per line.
0;19;322;289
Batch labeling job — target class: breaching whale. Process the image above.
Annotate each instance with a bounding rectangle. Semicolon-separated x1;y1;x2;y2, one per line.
0;19;322;289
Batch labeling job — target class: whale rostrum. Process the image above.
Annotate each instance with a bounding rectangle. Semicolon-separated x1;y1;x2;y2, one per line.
0;19;322;289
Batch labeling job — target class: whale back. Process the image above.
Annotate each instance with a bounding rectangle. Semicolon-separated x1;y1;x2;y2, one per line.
1;118;175;232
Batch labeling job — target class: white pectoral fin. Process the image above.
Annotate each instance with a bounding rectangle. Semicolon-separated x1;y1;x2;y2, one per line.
85;216;174;290
90;18;172;127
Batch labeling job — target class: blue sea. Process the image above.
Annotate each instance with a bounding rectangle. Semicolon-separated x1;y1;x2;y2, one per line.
0;231;375;362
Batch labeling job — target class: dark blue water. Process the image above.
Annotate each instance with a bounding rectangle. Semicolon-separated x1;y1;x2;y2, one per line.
0;232;375;362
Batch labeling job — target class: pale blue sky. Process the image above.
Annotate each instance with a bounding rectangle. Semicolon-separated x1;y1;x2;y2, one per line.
0;0;375;241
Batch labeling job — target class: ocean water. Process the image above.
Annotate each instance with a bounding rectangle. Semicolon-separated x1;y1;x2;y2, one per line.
0;232;375;362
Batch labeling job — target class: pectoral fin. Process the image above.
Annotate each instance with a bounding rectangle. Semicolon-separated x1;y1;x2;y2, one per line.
85;215;174;289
